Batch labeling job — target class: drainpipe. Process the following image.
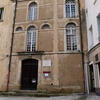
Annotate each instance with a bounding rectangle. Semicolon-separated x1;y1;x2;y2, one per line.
6;0;17;92
78;0;86;93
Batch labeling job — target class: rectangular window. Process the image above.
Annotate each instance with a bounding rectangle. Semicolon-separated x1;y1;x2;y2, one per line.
29;5;37;21
0;8;4;21
66;3;76;18
89;26;94;49
97;16;100;41
98;63;100;81
27;28;36;52
66;27;77;51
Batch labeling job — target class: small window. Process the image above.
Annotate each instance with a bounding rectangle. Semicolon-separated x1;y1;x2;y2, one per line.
0;8;4;21
42;24;50;30
16;27;23;31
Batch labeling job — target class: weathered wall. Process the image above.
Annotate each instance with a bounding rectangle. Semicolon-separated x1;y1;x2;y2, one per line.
7;0;87;93
0;0;14;91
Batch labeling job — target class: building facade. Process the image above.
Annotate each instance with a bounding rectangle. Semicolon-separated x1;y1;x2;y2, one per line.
85;0;100;93
0;0;14;90
0;0;87;93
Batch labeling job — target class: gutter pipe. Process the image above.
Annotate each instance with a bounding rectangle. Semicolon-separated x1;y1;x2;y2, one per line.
6;0;17;92
78;0;86;93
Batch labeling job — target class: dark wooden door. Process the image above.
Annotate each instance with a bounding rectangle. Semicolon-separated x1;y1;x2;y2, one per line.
21;59;38;90
89;65;95;92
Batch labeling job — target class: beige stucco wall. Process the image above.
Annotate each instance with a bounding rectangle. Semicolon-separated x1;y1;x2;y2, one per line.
0;0;87;93
0;0;14;91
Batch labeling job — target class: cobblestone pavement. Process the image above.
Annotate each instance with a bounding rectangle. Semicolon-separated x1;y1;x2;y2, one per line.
0;94;99;100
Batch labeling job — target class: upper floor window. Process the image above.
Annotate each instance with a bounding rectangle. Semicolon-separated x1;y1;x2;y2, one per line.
65;0;76;18
65;23;78;51
97;16;100;41
89;26;94;49
27;26;36;52
29;2;37;21
0;8;4;21
42;24;50;30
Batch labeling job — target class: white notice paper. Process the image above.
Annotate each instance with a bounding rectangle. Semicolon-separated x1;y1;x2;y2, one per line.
42;60;51;67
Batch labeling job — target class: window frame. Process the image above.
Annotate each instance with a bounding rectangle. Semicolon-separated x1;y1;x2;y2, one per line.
29;2;38;21
65;0;76;18
26;26;37;52
65;23;78;51
97;15;100;41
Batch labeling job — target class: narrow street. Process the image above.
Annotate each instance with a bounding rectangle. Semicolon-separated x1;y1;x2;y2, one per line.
0;94;99;100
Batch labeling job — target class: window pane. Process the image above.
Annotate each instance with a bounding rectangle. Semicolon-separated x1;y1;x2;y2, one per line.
71;4;75;17
66;4;70;17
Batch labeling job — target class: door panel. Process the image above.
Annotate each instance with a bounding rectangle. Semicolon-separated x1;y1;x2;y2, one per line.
21;59;38;90
89;65;95;92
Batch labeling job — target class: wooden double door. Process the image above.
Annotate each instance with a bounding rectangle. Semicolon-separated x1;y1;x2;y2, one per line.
89;64;95;92
21;59;38;90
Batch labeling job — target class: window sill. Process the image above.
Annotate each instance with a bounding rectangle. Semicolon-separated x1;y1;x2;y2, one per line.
61;50;81;53
65;16;79;19
17;51;45;55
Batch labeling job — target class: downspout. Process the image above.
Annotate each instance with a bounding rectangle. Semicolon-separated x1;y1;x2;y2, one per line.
78;0;86;92
6;0;17;92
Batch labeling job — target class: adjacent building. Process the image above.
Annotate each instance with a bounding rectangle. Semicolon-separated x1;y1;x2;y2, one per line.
85;0;100;93
0;0;14;91
0;0;88;93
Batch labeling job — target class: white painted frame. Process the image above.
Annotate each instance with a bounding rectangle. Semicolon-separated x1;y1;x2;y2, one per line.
89;61;96;88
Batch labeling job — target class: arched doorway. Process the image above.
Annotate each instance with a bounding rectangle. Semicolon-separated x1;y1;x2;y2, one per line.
21;59;38;90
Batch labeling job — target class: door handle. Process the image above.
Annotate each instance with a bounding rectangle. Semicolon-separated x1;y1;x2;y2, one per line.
32;79;36;83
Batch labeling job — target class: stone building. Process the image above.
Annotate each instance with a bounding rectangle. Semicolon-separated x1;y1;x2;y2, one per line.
0;0;88;93
85;0;100;93
0;0;14;90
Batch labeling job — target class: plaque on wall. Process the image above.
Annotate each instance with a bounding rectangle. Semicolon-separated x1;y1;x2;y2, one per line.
42;60;51;67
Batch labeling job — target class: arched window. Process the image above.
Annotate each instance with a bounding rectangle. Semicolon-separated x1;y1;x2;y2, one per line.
16;27;23;31
66;23;77;51
27;26;36;52
42;24;50;30
66;0;76;18
29;2;37;21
